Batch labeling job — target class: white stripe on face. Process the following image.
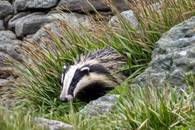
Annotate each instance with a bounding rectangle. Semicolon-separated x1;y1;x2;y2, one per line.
60;65;78;99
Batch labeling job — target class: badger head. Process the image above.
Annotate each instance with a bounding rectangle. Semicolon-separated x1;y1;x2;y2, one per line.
59;61;118;102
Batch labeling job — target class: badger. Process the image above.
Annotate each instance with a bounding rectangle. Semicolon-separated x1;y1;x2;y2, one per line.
59;47;128;102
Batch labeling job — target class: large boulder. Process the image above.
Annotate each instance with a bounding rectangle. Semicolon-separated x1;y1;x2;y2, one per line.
8;12;92;38
8;12;56;37
0;1;13;19
135;16;195;89
80;95;119;117
30;12;92;42
14;0;59;12
8;12;30;30
57;0;129;13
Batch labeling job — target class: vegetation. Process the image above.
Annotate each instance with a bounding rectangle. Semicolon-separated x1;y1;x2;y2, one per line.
0;107;43;130
1;0;195;129
60;83;195;130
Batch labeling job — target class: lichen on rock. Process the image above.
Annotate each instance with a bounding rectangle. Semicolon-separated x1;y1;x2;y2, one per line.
134;16;195;89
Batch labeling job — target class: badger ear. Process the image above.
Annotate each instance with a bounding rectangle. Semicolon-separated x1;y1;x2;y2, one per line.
80;67;90;73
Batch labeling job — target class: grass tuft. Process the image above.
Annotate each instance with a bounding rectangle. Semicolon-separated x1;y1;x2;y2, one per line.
0;107;43;130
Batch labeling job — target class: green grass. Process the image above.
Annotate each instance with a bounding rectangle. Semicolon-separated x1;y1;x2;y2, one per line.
0;107;43;130
1;0;195;129
62;83;195;130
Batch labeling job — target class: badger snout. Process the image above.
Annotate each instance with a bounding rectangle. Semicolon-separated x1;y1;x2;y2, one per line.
59;95;73;102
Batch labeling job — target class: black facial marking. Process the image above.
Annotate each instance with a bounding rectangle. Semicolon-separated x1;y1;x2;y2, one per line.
89;64;110;74
68;69;87;95
76;82;113;102
68;64;110;96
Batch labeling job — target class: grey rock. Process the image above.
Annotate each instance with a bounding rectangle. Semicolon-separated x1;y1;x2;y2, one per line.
31;12;92;42
80;95;119;117
34;117;73;130
0;31;25;107
0;31;24;62
31;22;62;42
8;12;30;30
0;20;5;30
0;30;16;39
14;0;59;12
108;10;140;30
10;12;91;38
0;1;13;19
134;16;195;89
8;12;56;37
50;12;92;27
57;0;128;13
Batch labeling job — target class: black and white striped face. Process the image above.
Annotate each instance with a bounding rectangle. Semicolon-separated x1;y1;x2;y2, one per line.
59;62;117;102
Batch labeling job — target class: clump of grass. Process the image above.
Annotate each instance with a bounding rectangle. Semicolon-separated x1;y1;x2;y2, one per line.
112;84;195;129
66;81;195;130
0;107;42;130
15;0;195;119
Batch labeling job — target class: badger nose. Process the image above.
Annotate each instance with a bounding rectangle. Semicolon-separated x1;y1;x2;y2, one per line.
59;95;73;102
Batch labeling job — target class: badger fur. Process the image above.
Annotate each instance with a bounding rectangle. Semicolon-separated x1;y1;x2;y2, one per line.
60;47;127;102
